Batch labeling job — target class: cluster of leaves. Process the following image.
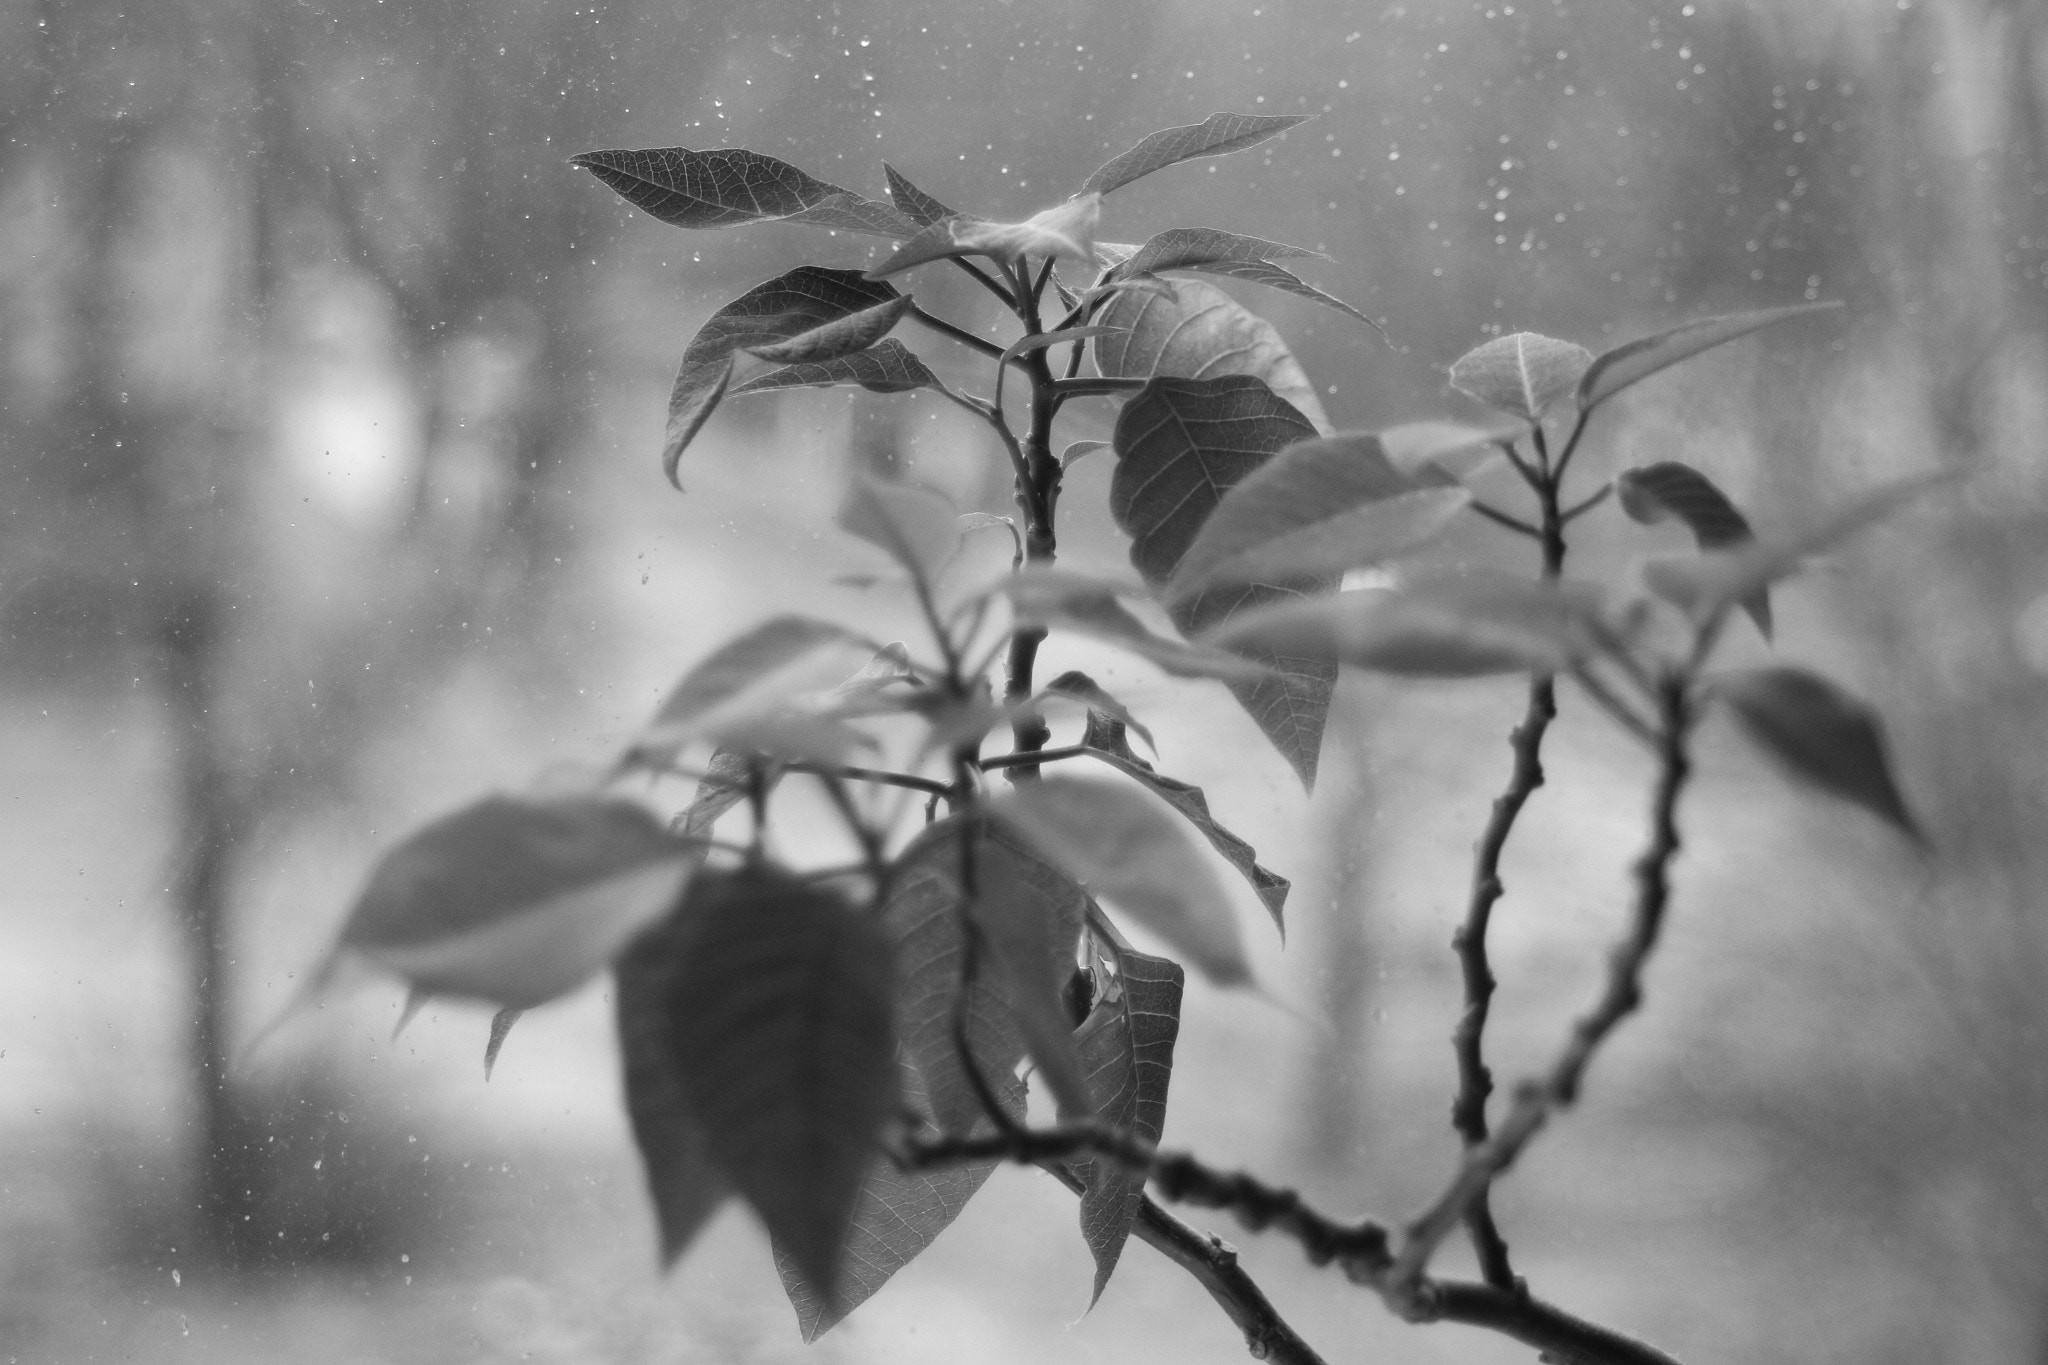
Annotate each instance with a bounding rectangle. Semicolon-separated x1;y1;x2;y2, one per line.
314;112;1950;1364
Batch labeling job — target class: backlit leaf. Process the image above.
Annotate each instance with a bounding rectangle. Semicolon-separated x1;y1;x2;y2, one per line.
868;195;1102;277
1042;669;1156;755
1578;302;1843;416
1449;332;1594;422
1110;227;1375;330
991;777;1252;987
728;338;943;398
1717;666;1922;841
662;268;902;485
670;866;899;1306
1062;440;1111;469
883;163;958;227
675;749;758;838
1379;420;1522;482
1110;376;1336;788
1096;276;1330;431
572;147;914;237
838;479;962;588
341;795;692;1009
1072;946;1183;1305
1617;462;1771;637
746;295;914;365
641;615;876;754
1081;112;1310;197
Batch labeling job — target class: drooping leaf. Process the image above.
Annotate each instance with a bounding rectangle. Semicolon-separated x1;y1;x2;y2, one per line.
1110;375;1336;789
1081;112;1310;197
1448;331;1594;422
838;478;962;589
1379;420;1522;482
1641;468;1962;628
883;163;958;227
1042;669;1156;755
1164;432;1470;601
675;749;758;838
572;147;914;237
1063;440;1111;469
1211;571;1598;678
728;338;944;398
868;195;1102;278
1096;276;1330;431
1072;945;1184;1306
340;795;693;1009
990;777;1252;987
1077;711;1291;933
994;567;1268;682
773;1055;1010;1340
1716;667;1922;841
669;866;899;1306
638;615;876;759
615;906;733;1264
1617;461;1771;637
746;294;915;365
483;1007;522;1081
661;268;902;484
1578;301;1843;416
1109;227;1376;330
883;818;1091;1122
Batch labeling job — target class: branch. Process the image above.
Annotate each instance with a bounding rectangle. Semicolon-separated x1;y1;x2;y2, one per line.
784;759;951;798
908;302;1007;361
1432;1282;1686;1365
1396;675;1694;1283
1468;500;1544;538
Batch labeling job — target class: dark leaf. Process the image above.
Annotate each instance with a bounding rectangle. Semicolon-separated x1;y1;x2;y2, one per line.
728;338;944;398
1042;669;1156;754
571;147;914;237
1448;331;1594;421
1072;946;1184;1305
1077;717;1291;933
1578;302;1843;416
883;163;958;227
1110;227;1375;330
483;1007;521;1081
1081;112;1310;197
990;777;1251;987
746;294;914;365
662;268;902;484
1110;376;1336;789
341;795;693;1009
1096;277;1329;431
1717;667;1922;841
1617;462;1771;637
614;908;732;1264
670;866;899;1306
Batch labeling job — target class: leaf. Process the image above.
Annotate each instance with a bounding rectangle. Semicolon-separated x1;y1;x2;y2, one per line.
774;1055;1009;1340
994;567;1269;683
883;162;958;227
1063;440;1111;469
869;195;1103;277
1110;375;1336;789
1164;432;1470;601
669;866;899;1306
728;338;944;397
1716;667;1922;841
1448;332;1595;421
1641;468;1962;627
662;268;903;484
1096;276;1330;432
746;294;914;365
675;749;763;837
1076;714;1291;934
483;1007;521;1081
1072;945;1184;1306
990;776;1252;987
1042;669;1156;754
1578;301;1843;416
884;818;1090;1122
572;146;914;237
838;478;962;588
1379;420;1522;482
1211;572;1598;678
1081;112;1310;197
615;906;733;1264
1110;227;1376;330
1617;462;1771;638
341;795;693;1009
640;615;875;756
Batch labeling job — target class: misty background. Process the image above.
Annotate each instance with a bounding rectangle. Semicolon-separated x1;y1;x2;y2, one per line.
5;0;2047;1361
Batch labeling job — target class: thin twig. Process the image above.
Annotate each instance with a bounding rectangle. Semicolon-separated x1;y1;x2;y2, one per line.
951;255;1016;308
1568;665;1660;748
784;759;952;798
1561;481;1614;524
908;301;1006;360
1468;500;1543;538
978;743;1090;772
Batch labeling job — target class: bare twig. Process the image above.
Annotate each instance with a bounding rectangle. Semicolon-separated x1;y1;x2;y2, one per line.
1469;500;1544;538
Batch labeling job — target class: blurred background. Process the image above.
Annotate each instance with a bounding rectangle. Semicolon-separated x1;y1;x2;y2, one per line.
5;0;2047;1361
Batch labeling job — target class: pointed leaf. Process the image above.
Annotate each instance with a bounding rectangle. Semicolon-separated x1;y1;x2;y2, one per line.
483;1007;521;1080
1042;669;1156;754
990;776;1252;987
1082;112;1310;197
1579;301;1843;416
662;268;902;484
1717;667;1921;841
675;749;757;838
746;294;914;365
1212;572;1598;678
670;866;899;1306
728;338;943;397
572;147;914;237
1165;432;1470;601
838;478;962;588
883;163;958;227
341;795;693;1009
1110;375;1335;788
1448;332;1594;422
1077;715;1291;933
615;907;733;1264
1063;440;1111;469
641;615;877;756
1617;462;1771;637
1096;276;1330;432
1073;946;1184;1305
869;195;1102;277
1111;227;1374;330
